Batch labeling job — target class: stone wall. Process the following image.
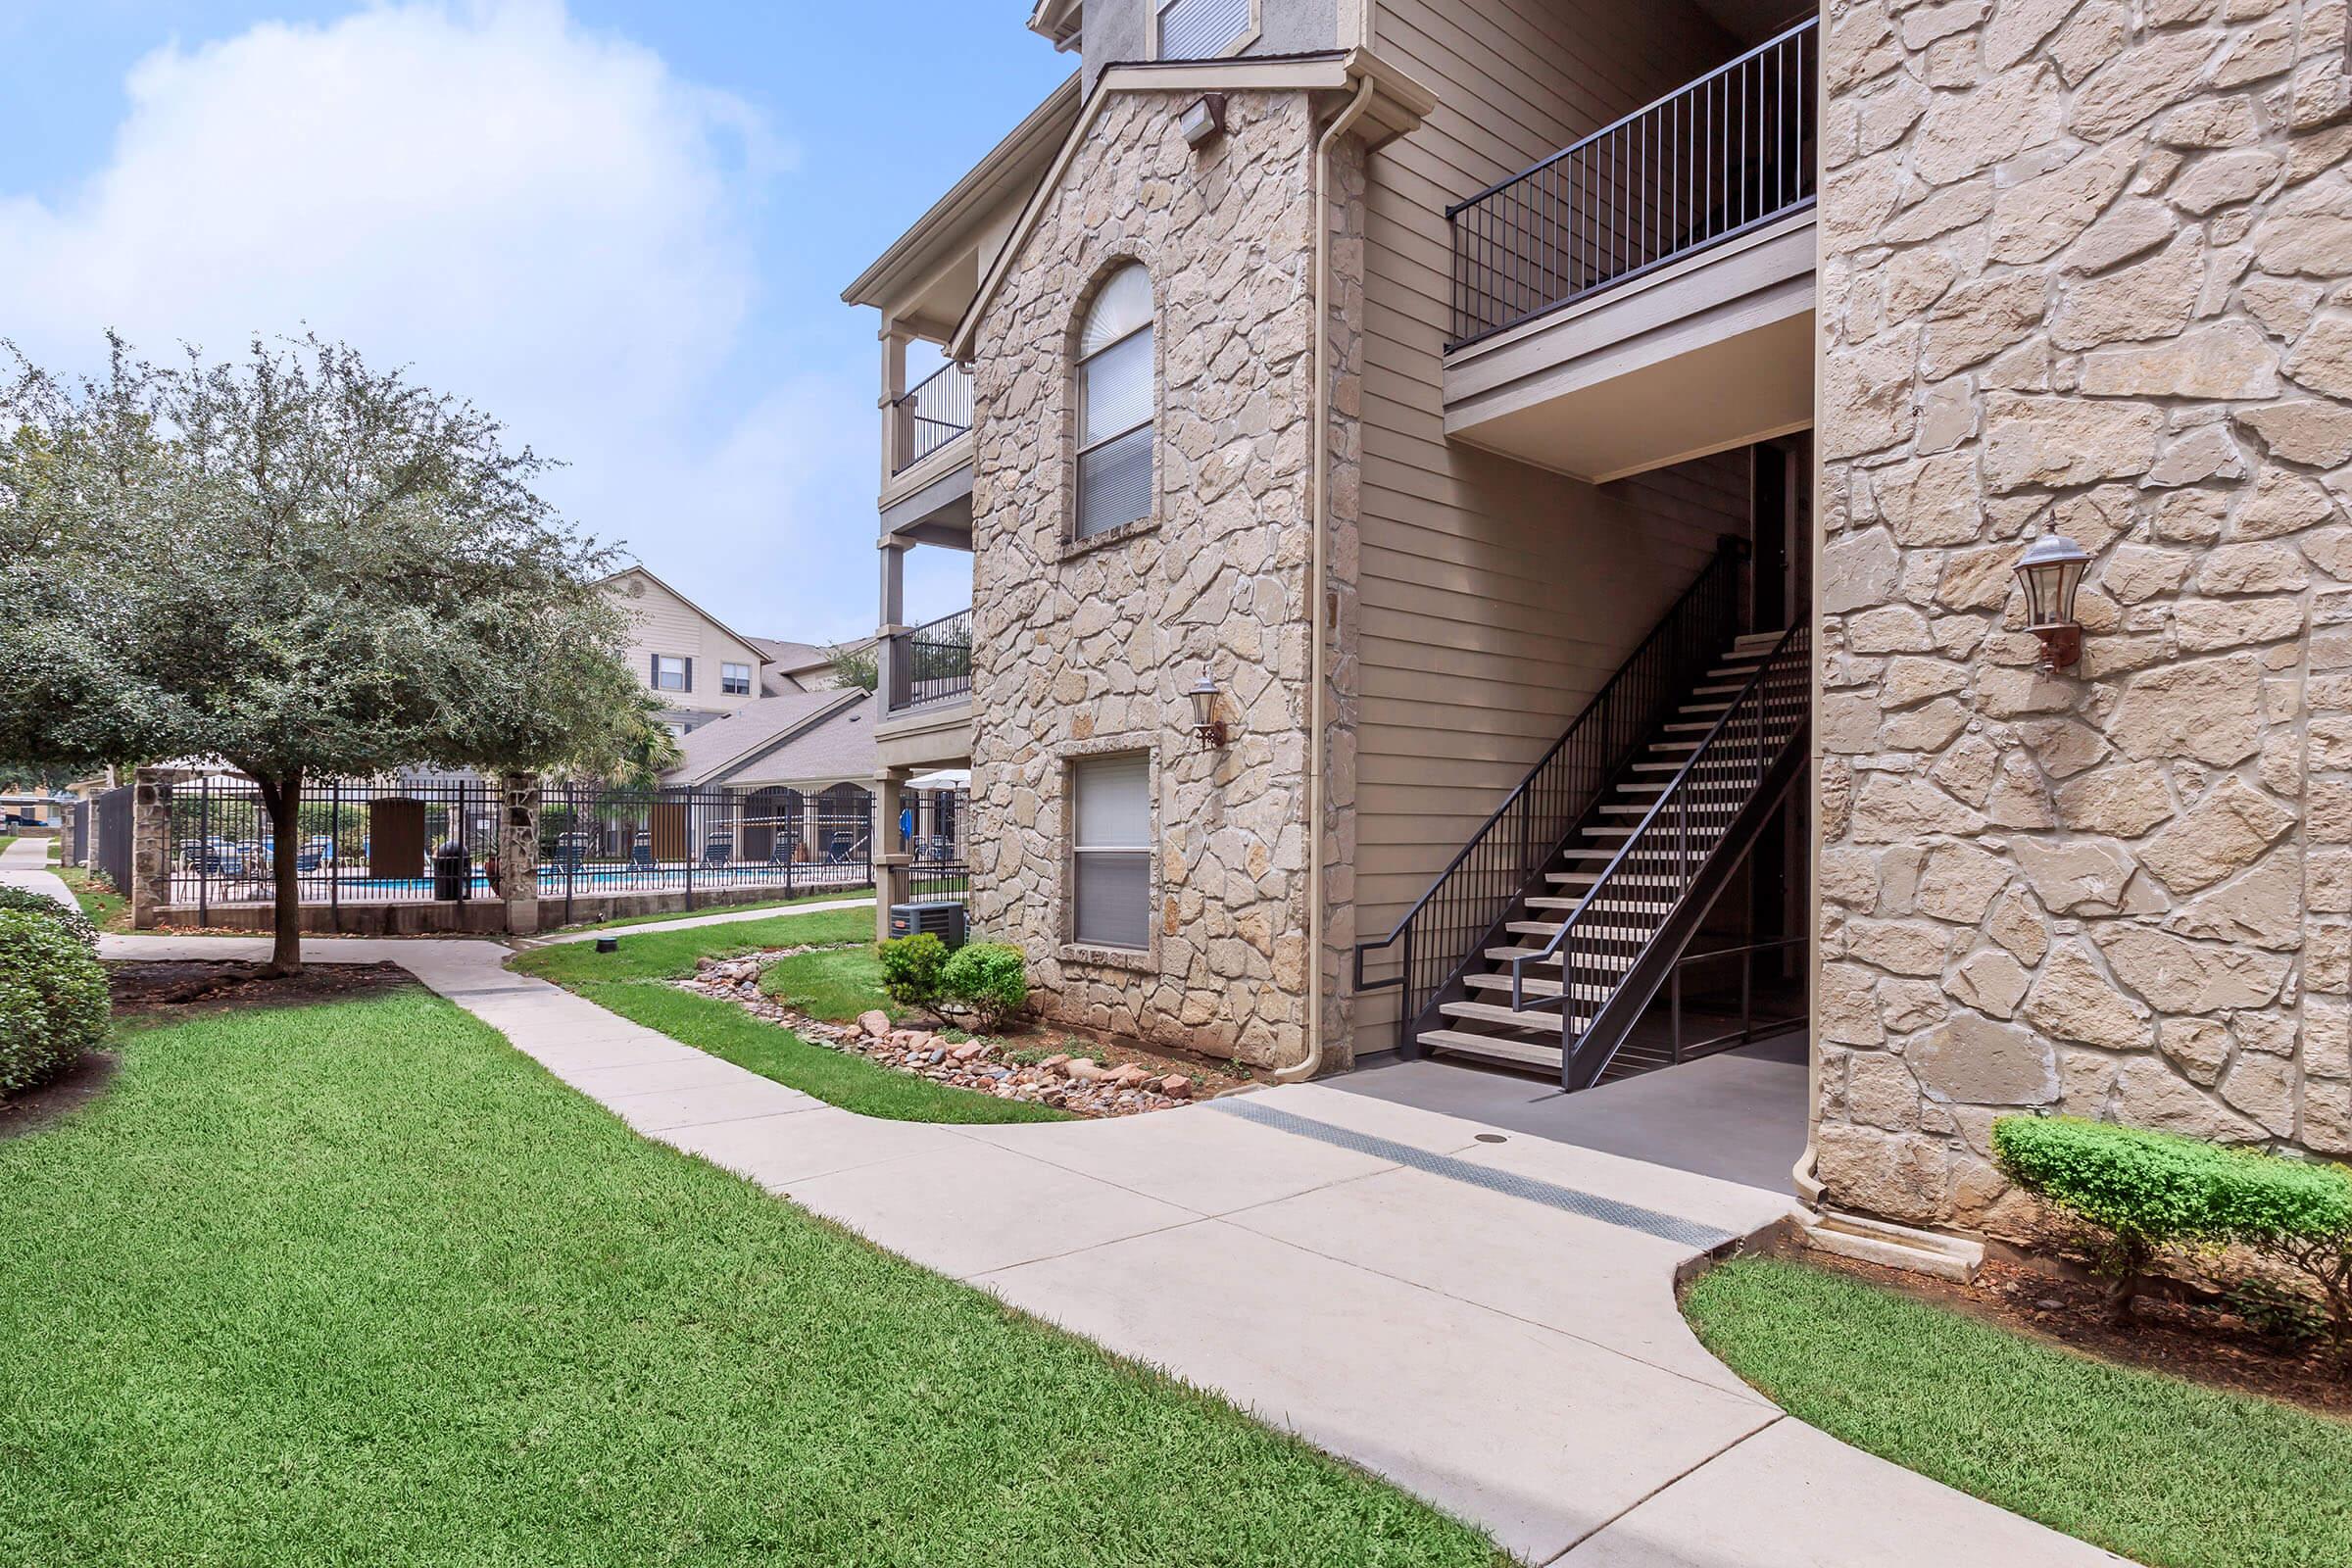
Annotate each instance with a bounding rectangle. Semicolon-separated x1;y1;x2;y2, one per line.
1814;0;2352;1231
965;88;1364;1069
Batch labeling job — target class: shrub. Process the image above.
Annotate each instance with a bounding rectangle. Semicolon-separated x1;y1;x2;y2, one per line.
940;942;1028;1034
875;932;948;1016
0;885;97;951
0;908;110;1097
1993;1115;2352;1325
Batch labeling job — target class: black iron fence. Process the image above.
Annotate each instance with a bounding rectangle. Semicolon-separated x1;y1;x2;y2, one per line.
1354;539;1747;1049
165;774;501;918
1447;17;1817;347
886;607;973;713
894;362;973;472
93;786;131;897
903;787;970;906
160;774;878;920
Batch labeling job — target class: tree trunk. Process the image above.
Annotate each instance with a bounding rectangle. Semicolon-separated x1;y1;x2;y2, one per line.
255;771;304;976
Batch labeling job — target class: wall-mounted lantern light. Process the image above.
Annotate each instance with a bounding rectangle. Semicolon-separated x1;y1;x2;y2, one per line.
1179;93;1227;148
2014;534;2089;671
1187;671;1229;748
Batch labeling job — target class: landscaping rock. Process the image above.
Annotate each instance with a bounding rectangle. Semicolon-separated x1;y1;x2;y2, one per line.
857;1009;891;1039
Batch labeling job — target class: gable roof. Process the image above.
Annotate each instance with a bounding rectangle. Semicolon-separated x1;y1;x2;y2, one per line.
599;564;771;669
663;688;874;788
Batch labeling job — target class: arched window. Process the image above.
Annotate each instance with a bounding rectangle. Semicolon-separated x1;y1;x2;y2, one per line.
1074;263;1154;538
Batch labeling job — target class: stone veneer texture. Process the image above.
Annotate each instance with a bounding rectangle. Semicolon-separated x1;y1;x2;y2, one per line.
1813;0;2352;1232
964;88;1363;1068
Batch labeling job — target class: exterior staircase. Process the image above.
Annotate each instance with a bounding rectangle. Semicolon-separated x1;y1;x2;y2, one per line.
1355;541;1810;1092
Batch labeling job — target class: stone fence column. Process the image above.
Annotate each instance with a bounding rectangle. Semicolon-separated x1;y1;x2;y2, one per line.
498;773;540;937
129;766;173;929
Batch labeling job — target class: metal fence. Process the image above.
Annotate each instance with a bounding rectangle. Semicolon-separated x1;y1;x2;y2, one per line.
1447;17;1817;347
885;607;974;712
893;362;973;471
904;788;970;906
160;775;877;920
93;786;131;897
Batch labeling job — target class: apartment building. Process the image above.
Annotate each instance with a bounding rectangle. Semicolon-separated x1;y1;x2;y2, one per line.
844;0;2352;1235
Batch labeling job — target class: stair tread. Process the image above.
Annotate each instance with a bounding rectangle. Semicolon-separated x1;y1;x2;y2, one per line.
1417;1029;1564;1068
1476;948;1637;971
1463;971;1568;996
1440;999;1589;1030
1503;921;1654;939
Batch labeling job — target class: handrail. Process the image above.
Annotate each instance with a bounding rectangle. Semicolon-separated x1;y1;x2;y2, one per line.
893;362;973;473
1507;618;1809;1014
1353;537;1744;1047
885;606;973;713
1446;17;1818;219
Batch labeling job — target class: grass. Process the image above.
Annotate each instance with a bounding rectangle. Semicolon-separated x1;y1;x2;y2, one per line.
557;889;872;933
52;863;129;931
758;944;895;1024
1683;1257;2352;1568
0;992;1494;1566
511;908;1060;1124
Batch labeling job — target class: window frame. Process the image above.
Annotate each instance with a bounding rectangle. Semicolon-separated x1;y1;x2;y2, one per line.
720;662;753;696
1067;751;1154;956
1150;0;1259;61
653;654;692;693
1072;263;1157;544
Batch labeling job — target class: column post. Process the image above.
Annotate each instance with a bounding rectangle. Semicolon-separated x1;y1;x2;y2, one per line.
129;766;173;929
498;773;541;936
874;767;911;944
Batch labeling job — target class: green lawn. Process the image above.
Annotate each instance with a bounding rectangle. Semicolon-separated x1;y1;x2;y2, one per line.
758;944;896;1024
511;909;1058;1124
53;863;129;931
1684;1257;2352;1568
558;889;873;933
0;993;1493;1566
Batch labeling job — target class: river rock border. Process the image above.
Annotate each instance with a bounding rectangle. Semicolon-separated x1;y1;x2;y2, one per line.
683;951;1204;1117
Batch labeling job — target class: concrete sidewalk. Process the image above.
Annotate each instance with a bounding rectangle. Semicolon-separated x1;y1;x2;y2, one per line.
0;835;77;907
98;930;2123;1567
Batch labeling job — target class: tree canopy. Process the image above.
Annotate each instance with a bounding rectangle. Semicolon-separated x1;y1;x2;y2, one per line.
0;333;657;966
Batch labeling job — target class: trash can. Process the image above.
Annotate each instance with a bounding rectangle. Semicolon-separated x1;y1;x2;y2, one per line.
432;839;472;902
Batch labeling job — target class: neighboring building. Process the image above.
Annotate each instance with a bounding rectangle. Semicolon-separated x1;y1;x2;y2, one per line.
844;0;2352;1236
602;565;875;732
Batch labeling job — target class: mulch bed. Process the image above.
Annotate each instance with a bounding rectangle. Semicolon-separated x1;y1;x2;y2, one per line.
1782;1243;2352;1418
0;1050;120;1143
107;959;418;1022
683;950;1258;1118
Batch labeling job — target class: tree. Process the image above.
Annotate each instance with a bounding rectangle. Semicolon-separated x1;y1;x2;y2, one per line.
0;333;647;974
827;643;879;693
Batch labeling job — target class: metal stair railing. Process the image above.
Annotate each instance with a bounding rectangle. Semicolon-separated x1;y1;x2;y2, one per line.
1506;620;1810;1086
1352;537;1746;1054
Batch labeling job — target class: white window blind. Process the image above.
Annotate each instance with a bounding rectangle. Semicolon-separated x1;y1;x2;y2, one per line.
1158;0;1250;59
1075;264;1154;538
1072;754;1152;950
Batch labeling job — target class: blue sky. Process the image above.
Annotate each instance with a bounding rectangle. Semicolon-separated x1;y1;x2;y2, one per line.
0;1;1073;641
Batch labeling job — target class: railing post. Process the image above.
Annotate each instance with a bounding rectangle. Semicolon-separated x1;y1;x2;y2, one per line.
1671;963;1684;1065
198;776;210;926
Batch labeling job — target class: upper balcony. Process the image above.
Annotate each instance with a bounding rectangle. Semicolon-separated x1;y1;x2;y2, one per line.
875;605;973;769
879;361;976;545
1442;19;1818;484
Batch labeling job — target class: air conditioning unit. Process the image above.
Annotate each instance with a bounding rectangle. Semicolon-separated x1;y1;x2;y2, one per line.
889;901;968;948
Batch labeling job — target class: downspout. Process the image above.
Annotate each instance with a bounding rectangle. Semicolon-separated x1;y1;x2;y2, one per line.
1277;69;1378;1085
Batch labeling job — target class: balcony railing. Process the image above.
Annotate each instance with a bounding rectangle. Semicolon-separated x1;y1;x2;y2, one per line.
893;363;973;473
885;607;972;713
1446;17;1817;350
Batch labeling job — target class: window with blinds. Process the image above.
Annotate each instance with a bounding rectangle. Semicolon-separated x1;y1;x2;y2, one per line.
1157;0;1250;59
1074;264;1153;538
1071;753;1152;950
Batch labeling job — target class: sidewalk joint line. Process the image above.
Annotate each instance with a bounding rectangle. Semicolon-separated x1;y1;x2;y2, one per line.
1540;1414;1786;1565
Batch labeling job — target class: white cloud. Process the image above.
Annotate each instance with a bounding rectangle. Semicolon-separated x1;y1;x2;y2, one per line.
0;0;888;641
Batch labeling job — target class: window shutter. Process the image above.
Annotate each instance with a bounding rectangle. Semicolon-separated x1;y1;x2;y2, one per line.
682;658;693;692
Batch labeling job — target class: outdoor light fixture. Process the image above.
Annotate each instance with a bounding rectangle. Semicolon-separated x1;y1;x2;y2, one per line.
2014;533;2090;671
1179;93;1227;148
1187;671;1229;748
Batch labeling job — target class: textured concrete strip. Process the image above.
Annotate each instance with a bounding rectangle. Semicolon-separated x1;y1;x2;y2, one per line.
1211;1097;1740;1250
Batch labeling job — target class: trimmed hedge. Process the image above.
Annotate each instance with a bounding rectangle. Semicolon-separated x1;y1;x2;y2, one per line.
0;908;109;1097
875;933;949;1016
0;885;97;952
940;942;1028;1034
1994;1115;2352;1248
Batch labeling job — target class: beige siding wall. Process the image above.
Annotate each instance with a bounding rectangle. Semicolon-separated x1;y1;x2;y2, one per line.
1349;0;1762;1049
606;569;767;720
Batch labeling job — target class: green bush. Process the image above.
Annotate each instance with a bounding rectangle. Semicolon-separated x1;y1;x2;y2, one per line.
940;942;1028;1034
0;908;110;1097
0;885;97;951
1994;1114;2352;1324
874;932;948;1016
